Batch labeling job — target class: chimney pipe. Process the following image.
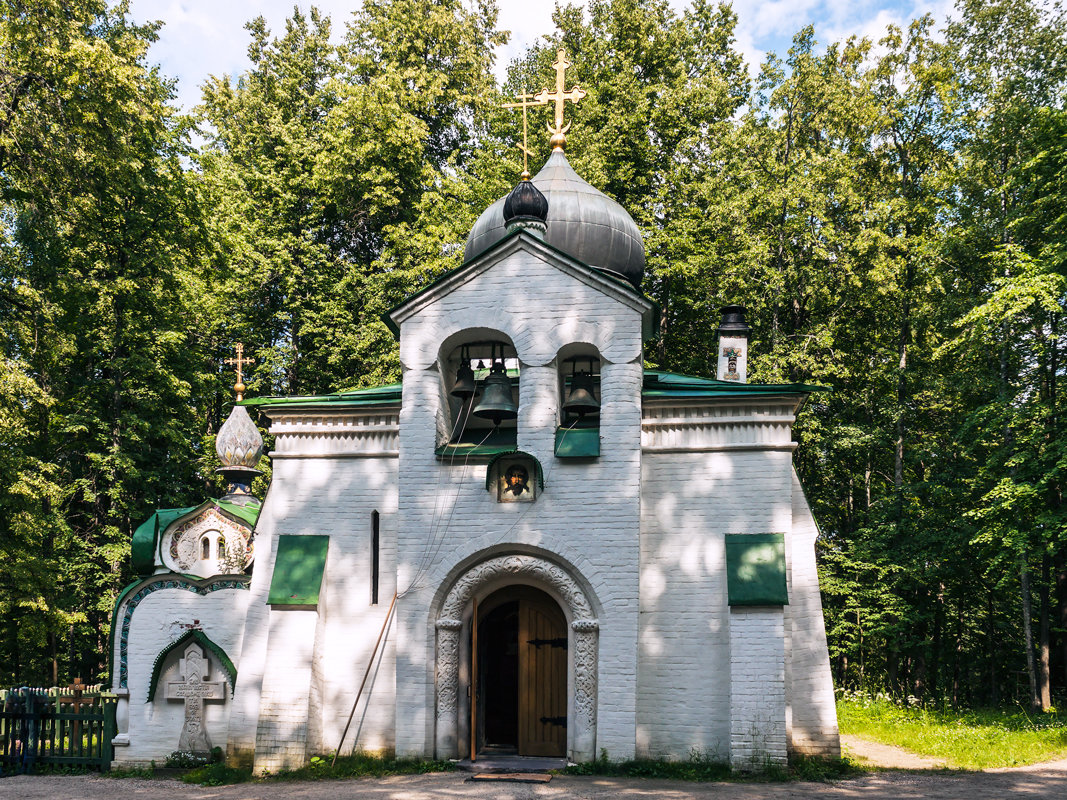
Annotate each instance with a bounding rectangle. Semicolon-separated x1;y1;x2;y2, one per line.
716;305;751;383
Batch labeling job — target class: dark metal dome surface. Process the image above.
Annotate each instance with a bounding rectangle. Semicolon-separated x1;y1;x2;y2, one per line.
503;178;549;224
464;150;645;288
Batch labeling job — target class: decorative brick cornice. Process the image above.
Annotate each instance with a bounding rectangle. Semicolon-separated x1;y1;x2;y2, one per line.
641;397;801;452
265;407;400;458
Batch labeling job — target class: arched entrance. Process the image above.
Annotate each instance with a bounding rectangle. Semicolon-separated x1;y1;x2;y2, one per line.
434;553;599;762
474;586;566;758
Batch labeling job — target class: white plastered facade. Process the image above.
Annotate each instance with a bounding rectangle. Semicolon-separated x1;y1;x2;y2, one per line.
112;232;839;770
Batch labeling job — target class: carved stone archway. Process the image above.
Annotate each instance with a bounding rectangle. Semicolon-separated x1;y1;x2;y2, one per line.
434;554;599;761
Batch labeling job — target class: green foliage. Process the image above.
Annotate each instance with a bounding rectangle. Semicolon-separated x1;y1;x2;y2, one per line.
105;765;155;779
163;749;211;769
2;0;1067;720
561;749;732;780
262;751;456;781
838;690;1067;768
560;747;855;781
181;763;254;785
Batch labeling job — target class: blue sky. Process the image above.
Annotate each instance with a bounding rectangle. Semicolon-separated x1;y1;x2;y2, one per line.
126;0;954;113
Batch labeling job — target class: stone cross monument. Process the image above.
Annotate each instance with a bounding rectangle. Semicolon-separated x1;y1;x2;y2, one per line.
166;644;225;752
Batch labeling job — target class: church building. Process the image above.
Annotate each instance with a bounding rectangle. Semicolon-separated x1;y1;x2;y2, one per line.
108;53;839;772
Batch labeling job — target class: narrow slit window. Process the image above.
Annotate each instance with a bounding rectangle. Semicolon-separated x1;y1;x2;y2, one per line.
218;536;226;560
371;510;380;605
201;537;210;560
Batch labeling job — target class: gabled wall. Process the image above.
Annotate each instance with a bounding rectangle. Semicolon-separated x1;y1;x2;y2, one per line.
391;239;650;760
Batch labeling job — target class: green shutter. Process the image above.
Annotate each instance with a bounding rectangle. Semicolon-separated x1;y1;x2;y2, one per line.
554;425;600;458
268;535;329;607
725;533;788;606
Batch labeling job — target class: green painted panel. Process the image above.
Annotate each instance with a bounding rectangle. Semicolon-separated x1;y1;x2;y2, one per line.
725;533;788;606
268;535;329;606
555;426;600;458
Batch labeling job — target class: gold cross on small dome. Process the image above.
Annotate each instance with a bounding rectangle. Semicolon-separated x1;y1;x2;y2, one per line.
501;92;546;179
224;343;254;402
534;49;586;151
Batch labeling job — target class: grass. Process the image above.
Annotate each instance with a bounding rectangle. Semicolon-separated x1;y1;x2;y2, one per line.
837;690;1067;769
560;748;859;782
179;751;456;785
166;749;855;786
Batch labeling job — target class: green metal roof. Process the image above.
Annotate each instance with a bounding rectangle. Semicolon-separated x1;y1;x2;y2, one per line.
241;382;402;409
555;424;601;458
642;370;826;398
233;371;824;413
131;499;262;576
435;427;517;459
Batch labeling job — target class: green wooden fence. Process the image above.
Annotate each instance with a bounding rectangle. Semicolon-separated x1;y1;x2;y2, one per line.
0;686;116;774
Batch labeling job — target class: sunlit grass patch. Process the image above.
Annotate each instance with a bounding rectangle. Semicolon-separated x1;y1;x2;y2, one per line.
561;748;861;782
177;751;456;785
264;751;456;782
838;690;1067;769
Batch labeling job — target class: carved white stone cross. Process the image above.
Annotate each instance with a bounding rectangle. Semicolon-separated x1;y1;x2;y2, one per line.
166;644;225;752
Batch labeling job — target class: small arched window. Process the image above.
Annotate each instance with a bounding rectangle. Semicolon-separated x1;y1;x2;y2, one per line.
200;536;211;560
217;536;226;560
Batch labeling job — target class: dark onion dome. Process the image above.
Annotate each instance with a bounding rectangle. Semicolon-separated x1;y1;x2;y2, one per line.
465;150;645;289
503;178;549;224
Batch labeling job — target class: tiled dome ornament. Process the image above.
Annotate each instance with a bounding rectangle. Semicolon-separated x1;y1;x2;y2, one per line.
216;344;263;505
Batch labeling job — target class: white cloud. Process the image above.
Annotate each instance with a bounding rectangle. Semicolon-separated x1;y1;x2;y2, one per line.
124;0;956;112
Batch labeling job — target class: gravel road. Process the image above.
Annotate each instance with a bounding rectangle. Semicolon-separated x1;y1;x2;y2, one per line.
2;762;1066;800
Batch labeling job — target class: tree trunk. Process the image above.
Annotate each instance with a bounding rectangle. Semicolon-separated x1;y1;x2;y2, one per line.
1021;553;1039;710
987;589;999;705
1038;556;1051;710
1056;552;1067;687
931;583;945;700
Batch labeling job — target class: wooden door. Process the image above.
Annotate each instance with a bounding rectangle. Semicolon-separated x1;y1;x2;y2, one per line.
518;597;567;757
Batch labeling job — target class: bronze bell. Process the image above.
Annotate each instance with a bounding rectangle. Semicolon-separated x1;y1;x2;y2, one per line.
563;370;600;417
472;362;518;425
451;361;476;399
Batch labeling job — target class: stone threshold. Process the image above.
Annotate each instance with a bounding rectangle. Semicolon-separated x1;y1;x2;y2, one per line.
459;754;567;774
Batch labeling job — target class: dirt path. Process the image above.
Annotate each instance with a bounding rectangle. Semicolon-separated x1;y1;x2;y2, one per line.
3;765;1067;800
841;734;949;769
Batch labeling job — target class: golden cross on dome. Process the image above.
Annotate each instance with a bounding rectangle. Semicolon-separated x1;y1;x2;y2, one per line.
501;92;546;179
533;48;586;151
224;343;254;402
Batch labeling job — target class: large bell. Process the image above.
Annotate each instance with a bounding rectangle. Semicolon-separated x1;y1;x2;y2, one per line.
472;362;518;425
451;361;476;399
563;371;600;417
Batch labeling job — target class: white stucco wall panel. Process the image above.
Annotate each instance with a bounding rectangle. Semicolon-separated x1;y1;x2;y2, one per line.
638;446;792;761
729;607;788;768
115;586;249;764
394;249;645;760
785;468;840;757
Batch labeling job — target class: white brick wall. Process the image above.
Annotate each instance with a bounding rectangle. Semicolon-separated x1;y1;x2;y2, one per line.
393;245;646;761
225;455;399;765
729;607;788;768
785;467;840;757
638;441;793;763
254;607;318;772
114;585;249;765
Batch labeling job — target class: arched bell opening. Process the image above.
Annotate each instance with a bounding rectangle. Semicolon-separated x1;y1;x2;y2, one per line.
438;333;520;457
555;344;602;459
